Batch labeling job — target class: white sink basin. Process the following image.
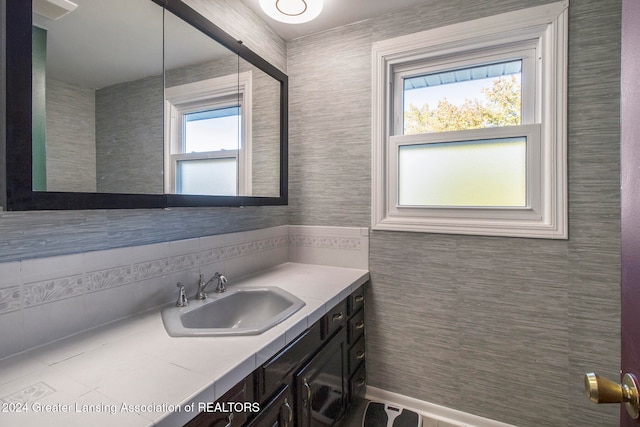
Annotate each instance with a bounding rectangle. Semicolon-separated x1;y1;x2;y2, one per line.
161;286;306;337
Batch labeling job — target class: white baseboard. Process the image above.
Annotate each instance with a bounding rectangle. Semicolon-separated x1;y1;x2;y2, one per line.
365;386;517;427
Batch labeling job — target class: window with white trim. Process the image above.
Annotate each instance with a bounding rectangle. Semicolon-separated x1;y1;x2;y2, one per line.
165;72;252;196
372;1;568;239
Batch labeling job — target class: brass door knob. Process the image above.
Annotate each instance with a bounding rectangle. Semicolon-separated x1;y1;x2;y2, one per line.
584;372;640;419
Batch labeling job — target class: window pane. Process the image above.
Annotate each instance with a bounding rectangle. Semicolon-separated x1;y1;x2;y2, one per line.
184;106;240;153
398;137;526;207
403;60;521;134
177;158;237;196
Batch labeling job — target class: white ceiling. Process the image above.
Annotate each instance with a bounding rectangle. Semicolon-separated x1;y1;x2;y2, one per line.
240;0;431;41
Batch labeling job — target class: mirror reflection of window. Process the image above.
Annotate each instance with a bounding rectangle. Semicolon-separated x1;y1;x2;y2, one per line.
178;106;243;196
184;107;241;152
164;72;252;196
177;157;237;196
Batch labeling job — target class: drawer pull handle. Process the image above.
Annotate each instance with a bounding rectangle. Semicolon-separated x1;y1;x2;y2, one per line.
223;413;234;427
332;312;344;322
303;378;311;407
354;378;366;388
355;320;365;330
281;398;293;426
354;295;364;303
356;350;365;360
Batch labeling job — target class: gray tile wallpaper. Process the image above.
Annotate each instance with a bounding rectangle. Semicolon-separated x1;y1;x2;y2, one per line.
96;75;165;194
245;58;281;198
288;20;373;227
287;0;621;426
45;79;97;193
0;206;288;263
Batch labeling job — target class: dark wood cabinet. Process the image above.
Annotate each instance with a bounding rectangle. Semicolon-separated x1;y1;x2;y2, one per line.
246;386;294;427
296;329;347;427
256;322;323;403
345;287;366;405
184;283;366;427
185;374;254;427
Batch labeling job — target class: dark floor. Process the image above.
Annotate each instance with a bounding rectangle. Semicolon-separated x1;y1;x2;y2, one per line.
337;398;369;427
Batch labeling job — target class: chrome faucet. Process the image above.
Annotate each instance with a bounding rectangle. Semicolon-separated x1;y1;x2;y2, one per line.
195;272;227;300
176;282;188;307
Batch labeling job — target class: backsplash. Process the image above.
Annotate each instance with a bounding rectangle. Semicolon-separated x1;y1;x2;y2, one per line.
289;225;369;269
0;225;369;360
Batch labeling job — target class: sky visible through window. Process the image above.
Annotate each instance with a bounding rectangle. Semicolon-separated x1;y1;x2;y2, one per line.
402;61;522;134
184;109;241;153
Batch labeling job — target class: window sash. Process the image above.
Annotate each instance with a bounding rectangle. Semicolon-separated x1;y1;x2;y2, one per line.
397;137;528;208
176;157;238;196
392;44;538;136
184;106;242;153
387;124;542;221
171;150;239;162
176;97;242;154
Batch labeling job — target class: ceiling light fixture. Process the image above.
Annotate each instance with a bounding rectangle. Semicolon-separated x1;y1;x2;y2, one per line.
259;0;323;24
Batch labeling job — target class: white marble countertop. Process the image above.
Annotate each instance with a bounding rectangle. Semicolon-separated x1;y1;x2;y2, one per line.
0;262;369;427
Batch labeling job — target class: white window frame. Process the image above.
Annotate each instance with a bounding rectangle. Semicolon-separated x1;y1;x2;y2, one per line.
164;72;252;195
372;1;568;239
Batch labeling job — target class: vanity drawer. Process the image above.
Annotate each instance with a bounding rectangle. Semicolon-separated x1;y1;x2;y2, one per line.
349;363;367;403
257;322;322;402
322;299;347;339
348;335;366;375
348;286;365;316
348;308;365;344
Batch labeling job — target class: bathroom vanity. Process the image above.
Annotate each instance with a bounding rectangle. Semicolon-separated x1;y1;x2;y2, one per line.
0;263;368;427
185;286;366;427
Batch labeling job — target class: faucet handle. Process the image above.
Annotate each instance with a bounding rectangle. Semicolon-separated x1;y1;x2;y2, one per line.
176;282;188;307
214;272;227;293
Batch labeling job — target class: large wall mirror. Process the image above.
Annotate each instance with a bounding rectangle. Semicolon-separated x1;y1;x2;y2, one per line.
5;0;287;210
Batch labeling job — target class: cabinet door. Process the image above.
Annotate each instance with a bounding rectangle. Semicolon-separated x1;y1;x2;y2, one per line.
246;385;293;427
185;375;253;427
296;329;346;427
257;322;322;402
